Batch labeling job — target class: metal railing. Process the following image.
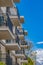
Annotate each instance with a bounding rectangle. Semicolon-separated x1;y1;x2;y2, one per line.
6;7;20;19
0;14;13;33
15;27;27;37
19;40;28;45
15;50;24;54
6;7;20;30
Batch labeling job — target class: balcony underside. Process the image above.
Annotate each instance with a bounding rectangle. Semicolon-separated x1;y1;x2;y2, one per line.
20;16;24;23
18;35;24;40
0;41;20;50
0;0;20;7
0;27;15;40
5;43;20;50
0;0;13;7
9;16;20;26
20;45;28;49
13;0;20;2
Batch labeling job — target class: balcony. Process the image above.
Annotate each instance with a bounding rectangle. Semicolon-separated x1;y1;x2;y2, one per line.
18;30;28;36
19;40;29;49
2;7;24;27
0;15;15;40
5;43;20;50
11;51;25;58
9;16;20;26
20;16;24;23
20;45;28;49
0;0;13;7
0;27;15;40
0;40;20;51
18;58;28;64
18;35;24;40
7;7;24;26
17;27;28;36
15;28;24;40
10;16;24;26
6;7;20;26
1;7;20;26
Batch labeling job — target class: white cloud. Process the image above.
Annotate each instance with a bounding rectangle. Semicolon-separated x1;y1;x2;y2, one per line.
37;41;43;44
35;49;43;65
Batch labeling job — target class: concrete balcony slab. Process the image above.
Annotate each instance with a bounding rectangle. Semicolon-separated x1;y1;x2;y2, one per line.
0;26;15;40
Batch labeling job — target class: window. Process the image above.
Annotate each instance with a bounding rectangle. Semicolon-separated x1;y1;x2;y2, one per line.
10;8;17;16
0;16;4;26
6;40;11;43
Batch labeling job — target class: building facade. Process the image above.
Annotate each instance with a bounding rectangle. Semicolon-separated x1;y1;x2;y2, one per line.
0;0;32;65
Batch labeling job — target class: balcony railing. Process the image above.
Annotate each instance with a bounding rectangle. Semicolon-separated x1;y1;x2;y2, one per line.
18;57;28;64
15;27;24;35
0;15;13;33
21;40;28;45
6;7;20;20
15;27;28;36
15;50;24;54
15;48;26;55
6;7;21;26
11;51;25;58
0;12;15;39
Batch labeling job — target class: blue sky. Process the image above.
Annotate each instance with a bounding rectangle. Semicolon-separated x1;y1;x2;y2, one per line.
16;0;43;49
